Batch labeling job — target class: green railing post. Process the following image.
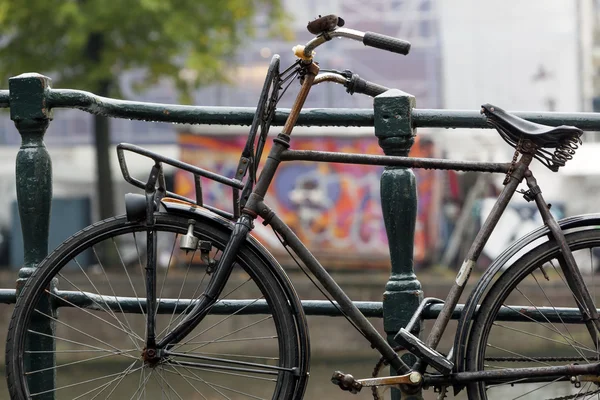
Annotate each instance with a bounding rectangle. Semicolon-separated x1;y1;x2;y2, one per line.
375;89;423;400
10;73;56;399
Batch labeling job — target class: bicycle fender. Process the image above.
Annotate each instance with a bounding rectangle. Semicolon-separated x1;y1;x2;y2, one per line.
453;213;600;382
161;198;311;399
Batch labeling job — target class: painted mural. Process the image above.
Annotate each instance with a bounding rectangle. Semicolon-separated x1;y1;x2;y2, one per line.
175;133;443;269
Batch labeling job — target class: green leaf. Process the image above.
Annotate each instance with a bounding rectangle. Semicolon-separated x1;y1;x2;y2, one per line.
0;0;291;96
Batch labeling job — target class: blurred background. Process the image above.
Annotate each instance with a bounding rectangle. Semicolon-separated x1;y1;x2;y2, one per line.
0;1;599;398
1;0;598;273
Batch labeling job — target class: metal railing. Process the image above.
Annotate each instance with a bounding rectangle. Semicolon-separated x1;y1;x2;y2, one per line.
3;72;600;399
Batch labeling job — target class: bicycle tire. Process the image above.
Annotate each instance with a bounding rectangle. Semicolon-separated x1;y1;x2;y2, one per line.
6;213;305;400
466;228;600;399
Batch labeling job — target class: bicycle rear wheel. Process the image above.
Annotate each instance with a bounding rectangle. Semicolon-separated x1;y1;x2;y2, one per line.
6;213;305;400
466;228;600;399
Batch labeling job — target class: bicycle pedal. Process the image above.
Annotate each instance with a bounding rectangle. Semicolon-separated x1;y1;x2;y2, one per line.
394;328;454;374
331;371;362;394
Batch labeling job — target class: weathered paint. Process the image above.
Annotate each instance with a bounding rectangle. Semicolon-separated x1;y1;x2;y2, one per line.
10;73;56;400
4;86;600;131
375;89;423;400
48;89;376;127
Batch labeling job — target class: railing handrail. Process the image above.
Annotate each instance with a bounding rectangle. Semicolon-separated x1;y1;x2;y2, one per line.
2;88;600;130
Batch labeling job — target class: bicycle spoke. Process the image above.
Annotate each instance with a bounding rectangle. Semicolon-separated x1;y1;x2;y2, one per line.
218;275;252;300
26;349;138;375
161;363;209;400
592;247;600;362
184;315;274;353
111;236;147;329
130;368;155;400
182;335;278;345
44;287;144;344
499;303;594;353
530;270;589;361
165;271;250;342
550;260;590;319
513;286;590;362
486;344;553;367
33;307;137;357
155;233;178;319
89;360;139;400
160;248;202;339
193;378;267;400
492;322;595;356
31;361;142;397
486;377;529;390
63;261;141;347
154;367;181;400
89;247;140;348
174;296;264;350
162;364;232;400
511;376;564;400
27;329;138;359
70;361;139;400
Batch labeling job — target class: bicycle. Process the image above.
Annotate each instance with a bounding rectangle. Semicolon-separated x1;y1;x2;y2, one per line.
5;14;600;400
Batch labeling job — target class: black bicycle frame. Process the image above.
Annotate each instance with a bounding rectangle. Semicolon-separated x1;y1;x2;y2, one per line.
147;61;600;386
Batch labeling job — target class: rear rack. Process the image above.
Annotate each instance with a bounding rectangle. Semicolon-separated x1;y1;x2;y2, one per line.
117;143;243;220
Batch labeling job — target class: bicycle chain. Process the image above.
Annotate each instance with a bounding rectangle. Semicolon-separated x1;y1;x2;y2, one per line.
485;356;588;362
371;346;404;400
371;354;593;399
547;389;600;400
370;347;450;400
487;356;600;399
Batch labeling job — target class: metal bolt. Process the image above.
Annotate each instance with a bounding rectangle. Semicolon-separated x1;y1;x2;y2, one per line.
409;372;422;384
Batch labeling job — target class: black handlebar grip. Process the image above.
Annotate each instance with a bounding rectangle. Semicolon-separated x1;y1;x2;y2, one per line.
363;32;411;55
353;77;389;97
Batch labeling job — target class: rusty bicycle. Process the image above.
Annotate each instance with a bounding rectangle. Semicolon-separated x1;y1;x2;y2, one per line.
6;14;600;400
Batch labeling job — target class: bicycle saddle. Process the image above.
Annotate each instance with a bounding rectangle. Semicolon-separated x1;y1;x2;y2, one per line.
481;103;583;171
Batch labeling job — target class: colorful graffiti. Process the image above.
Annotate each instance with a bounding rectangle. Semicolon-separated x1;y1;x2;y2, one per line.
175;133;443;269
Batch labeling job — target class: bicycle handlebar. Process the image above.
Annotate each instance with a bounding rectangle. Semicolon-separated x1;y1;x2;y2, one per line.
362;32;411;55
313;70;390;98
302;15;411;58
349;74;390;97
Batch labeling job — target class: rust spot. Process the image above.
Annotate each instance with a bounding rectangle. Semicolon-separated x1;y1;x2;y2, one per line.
163;109;170;115
162;197;197;208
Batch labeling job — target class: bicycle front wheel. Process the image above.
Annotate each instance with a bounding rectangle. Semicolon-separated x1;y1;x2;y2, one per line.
6;213;305;400
466;228;600;399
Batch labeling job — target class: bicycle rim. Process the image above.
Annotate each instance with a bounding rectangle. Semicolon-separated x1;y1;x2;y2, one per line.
466;228;600;400
6;213;302;400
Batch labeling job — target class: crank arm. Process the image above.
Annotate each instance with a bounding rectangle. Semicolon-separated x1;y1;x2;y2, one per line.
357;371;422;387
331;370;422;393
